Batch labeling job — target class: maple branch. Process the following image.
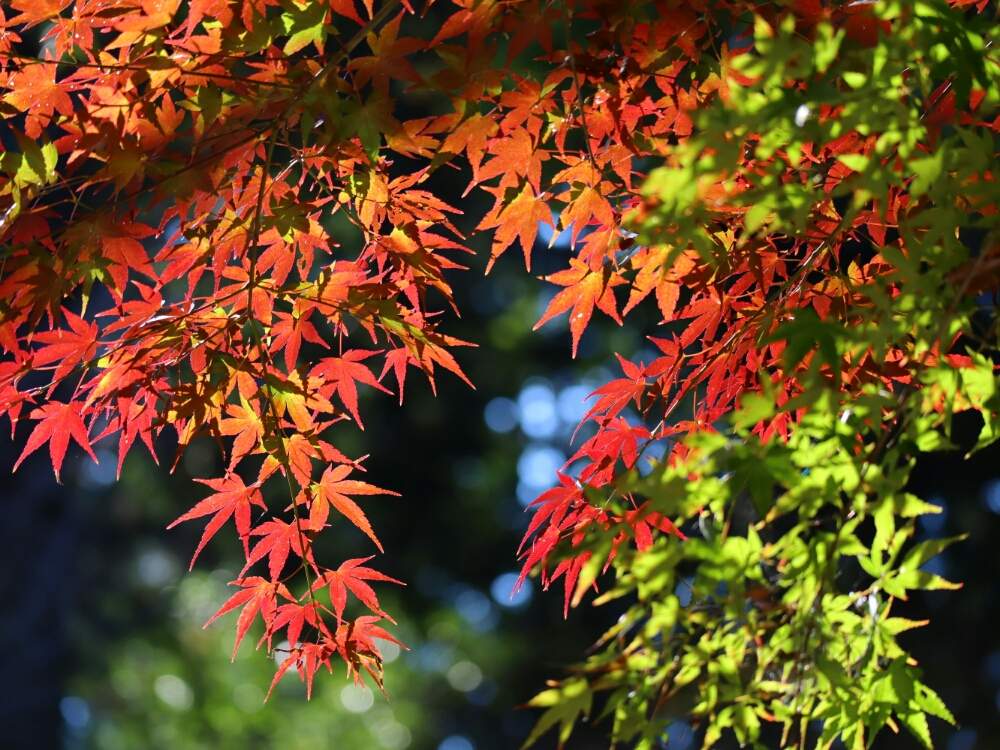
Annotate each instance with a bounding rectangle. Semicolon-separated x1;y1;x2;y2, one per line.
560;0;601;180
781;227;999;744
2;0;402;242
0;52;299;89
245;130;282;296
309;0;403;91
239;125;327;618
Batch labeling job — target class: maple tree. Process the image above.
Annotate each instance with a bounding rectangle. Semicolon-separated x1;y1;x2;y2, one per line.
0;0;997;748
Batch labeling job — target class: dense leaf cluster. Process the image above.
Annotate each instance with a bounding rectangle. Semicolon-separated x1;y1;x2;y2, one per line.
0;1;996;748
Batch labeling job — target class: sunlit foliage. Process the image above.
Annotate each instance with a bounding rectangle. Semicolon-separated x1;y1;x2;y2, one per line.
0;1;996;748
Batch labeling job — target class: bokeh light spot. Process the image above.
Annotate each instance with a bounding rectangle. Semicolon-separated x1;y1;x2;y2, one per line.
447;661;484;692
438;736;475;750
517;444;565;490
556;384;593;425
59;696;90;730
983;479;1000;514
375;637;401;664
484;397;518;433
154;674;193;710
340;683;374;713
490;572;532;609
518;383;558;439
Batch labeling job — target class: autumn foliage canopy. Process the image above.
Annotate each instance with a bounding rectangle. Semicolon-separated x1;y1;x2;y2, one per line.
0;0;997;747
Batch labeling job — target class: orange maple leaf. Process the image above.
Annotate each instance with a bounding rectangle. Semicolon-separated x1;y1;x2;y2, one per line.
306;464;399;549
3;63;74;137
534;260;625;357
479;184;553;272
7;0;70;26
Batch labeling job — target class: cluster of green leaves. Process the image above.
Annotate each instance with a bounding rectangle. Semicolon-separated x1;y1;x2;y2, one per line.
526;2;999;748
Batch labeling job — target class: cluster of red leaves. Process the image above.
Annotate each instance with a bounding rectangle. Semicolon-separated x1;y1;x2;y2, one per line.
500;0;998;609
0;0;475;695
0;0;994;697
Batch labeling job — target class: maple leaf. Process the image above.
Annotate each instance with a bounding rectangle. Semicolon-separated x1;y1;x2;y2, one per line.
430;2;497;49
557;187;615;246
517;474;582;557
7;0;70;27
284;433;320;488
0;364;28;436
307;464;398;548
340;614;404;655
112;0;180;34
438;113;499;173
270;311;328;373
113;394;158;479
570;417;650;485
3;62;74;137
518;524;572;606
522;677;593;748
266;641;336;701
218;399;265;470
30;309;99;386
380;325;475;397
475;128;545;191
204;577;290;660
101;229;156;294
182;0;234;36
311;350;392;428
678;295;724;348
534;261;625;357
336;614;405;686
478;184;553;272
263;371;331;435
348;14;424;93
329;0;363;24
13;401;97;482
580;355;648;425
622;245;685;321
167;475;267;569
269;601;326;649
242;519;314;581
379;347;413;404
548;555;588;618
314;556;403;622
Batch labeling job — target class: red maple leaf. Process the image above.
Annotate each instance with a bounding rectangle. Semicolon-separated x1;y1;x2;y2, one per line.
336;614;406;683
478;184;553;271
267;641;337;701
579;355;648;425
269;601;327;649
167;474;267;569
348;14;423;93
311;350;391;428
3;62;74;137
285;433;320;488
242;519;314;581
204;576;291;660
31;309;99;387
7;0;71;27
315;556;403;622
13;401;97;482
